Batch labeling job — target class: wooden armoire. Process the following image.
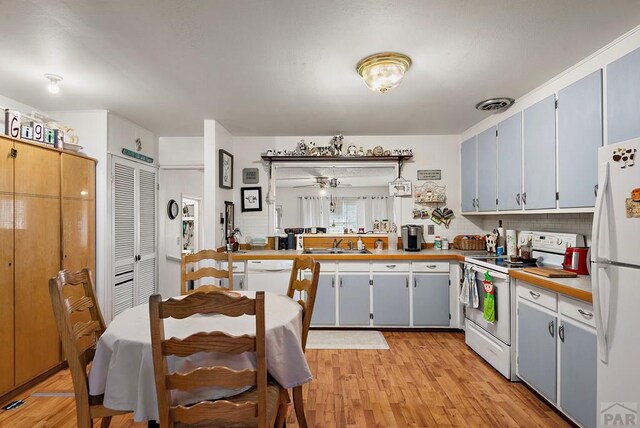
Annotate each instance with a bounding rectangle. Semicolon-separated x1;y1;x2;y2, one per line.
0;135;96;401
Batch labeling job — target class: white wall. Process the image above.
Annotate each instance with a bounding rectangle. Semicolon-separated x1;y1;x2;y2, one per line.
232;135;485;243
107;112;157;163
159;137;204;168
158;169;204;296
0;94;41;128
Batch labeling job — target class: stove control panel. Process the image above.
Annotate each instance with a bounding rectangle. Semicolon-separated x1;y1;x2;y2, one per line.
531;232;585;254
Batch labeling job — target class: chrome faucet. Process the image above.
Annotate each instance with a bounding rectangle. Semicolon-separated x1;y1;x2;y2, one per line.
333;238;343;249
347;240;353;250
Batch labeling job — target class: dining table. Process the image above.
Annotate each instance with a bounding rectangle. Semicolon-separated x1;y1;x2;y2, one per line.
88;290;313;422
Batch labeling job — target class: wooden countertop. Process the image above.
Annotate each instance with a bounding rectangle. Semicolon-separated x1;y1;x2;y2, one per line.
509;270;593;303
228;248;593;302
230;249;469;261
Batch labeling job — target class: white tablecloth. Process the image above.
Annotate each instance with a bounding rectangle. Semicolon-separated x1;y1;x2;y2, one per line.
88;291;313;421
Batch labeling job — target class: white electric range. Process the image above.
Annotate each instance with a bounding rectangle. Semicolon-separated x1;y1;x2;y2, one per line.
462;231;585;381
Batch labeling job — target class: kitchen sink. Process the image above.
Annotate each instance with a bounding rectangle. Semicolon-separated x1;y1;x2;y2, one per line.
303;248;371;254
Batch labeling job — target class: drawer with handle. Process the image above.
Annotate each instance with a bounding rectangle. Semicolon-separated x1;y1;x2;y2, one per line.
412;261;449;273
559;295;595;328
371;262;409;272
220;261;245;272
516;281;557;311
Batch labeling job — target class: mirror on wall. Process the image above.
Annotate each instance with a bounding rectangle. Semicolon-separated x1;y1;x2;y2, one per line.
273;165;397;234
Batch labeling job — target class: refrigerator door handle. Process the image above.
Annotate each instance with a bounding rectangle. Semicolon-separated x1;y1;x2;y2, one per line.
593;264;609;363
592;162;609;263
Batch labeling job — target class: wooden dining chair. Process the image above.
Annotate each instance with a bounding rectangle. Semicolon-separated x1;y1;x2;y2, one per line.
181;249;234;294
286;256;320;428
48;269;132;428
149;291;289;427
286;256;321;351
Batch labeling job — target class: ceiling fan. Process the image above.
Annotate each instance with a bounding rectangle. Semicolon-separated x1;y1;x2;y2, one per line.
292;177;352;188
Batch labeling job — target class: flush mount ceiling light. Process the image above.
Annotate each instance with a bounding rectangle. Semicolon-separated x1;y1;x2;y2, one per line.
475;97;515;113
356;52;412;93
44;73;63;94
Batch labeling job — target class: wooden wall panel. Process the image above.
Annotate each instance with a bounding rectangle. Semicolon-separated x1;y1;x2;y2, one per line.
61;199;95;274
0;192;14;394
61;154;95;200
13;142;60;197
14;196;61;383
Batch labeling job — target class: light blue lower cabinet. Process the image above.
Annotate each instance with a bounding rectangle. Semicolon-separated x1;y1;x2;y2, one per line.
560;320;597;428
310;274;336;326
338;274;371;326
517;301;558;403
413;274;450;326
372;274;410;326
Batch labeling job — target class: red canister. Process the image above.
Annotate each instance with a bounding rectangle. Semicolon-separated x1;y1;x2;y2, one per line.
562;247;590;275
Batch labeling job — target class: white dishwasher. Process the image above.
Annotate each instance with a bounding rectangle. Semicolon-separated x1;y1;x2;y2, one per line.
246;260;293;295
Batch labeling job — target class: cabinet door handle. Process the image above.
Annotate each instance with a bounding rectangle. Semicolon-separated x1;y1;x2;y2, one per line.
516;193;521;206
385;264;396;269
331;278;335;288
594;185;598;197
548;320;555;337
522;192;527;205
559;324;565;342
426;264;437;269
406;278;409;288
414;278;417;288
529;290;540;299
578;308;594;318
339;278;343;288
239;279;244;290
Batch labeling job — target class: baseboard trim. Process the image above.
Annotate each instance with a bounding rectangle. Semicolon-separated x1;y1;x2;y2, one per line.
0;362;67;407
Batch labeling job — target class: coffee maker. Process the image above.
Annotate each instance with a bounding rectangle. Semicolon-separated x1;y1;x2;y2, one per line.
402;225;424;252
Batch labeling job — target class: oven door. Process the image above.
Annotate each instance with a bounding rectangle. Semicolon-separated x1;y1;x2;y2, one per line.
464;265;511;345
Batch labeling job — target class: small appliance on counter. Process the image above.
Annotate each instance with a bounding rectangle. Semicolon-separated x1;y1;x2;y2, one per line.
401;224;424;251
562;246;590;275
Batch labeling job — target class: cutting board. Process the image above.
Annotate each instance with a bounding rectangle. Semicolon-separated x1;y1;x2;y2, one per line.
523;267;578;278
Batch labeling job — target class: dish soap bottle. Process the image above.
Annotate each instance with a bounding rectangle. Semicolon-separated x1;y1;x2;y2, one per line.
357;236;364;250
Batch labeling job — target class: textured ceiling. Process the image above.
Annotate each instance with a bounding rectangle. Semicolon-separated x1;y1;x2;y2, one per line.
1;1;640;136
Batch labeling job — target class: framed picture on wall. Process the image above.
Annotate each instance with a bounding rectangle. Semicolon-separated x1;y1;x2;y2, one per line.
241;187;262;212
224;201;234;239
219;149;233;189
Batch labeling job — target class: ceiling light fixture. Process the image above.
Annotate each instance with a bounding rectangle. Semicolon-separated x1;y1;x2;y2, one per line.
44;73;63;94
356;52;412;93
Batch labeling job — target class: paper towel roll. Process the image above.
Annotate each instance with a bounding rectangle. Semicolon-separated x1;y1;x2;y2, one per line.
506;230;517;256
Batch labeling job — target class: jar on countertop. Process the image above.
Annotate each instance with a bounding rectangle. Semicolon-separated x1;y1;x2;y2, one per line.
434;236;442;250
441;237;449;250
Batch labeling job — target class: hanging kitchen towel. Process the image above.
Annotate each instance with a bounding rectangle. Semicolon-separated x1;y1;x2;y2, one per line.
458;265;471;305
483;271;496;324
471;269;479;308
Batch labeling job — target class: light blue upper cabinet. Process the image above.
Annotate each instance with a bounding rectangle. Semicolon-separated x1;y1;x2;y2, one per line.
523;95;557;210
461;136;477;212
497;113;522;211
477;127;497;212
608;47;640;145
558;70;602;208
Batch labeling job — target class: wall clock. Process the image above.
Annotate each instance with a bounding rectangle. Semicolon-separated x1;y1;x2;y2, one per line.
167;199;179;219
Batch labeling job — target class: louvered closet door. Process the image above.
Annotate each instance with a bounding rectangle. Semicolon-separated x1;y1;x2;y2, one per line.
112;157;157;316
112;159;136;316
136;165;157;305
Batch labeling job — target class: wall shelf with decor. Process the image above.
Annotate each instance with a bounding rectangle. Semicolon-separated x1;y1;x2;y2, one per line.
261;154;413;163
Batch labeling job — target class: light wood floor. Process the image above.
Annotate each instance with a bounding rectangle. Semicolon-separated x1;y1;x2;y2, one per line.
0;332;570;427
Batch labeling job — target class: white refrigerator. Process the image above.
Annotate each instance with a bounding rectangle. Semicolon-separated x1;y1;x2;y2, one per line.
592;137;640;427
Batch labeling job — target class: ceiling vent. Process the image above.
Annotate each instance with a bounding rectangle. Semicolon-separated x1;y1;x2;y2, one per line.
475;97;515;113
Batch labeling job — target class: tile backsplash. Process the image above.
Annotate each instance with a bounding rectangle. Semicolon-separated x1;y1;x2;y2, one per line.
480;213;594;244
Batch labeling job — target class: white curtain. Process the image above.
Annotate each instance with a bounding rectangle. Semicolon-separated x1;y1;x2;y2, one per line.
363;196;394;230
299;197;328;228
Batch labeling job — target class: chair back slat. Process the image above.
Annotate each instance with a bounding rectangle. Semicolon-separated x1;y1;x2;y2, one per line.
72;319;102;340
185;267;230;281
162;332;256;357
150;291;269;427
181;249;234;294
159;292;255;319
286;257;321;350
167;367;257;391
65;295;95;314
172;400;257;425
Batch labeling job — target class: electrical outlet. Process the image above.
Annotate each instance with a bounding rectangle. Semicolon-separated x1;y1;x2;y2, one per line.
427;225;435;235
